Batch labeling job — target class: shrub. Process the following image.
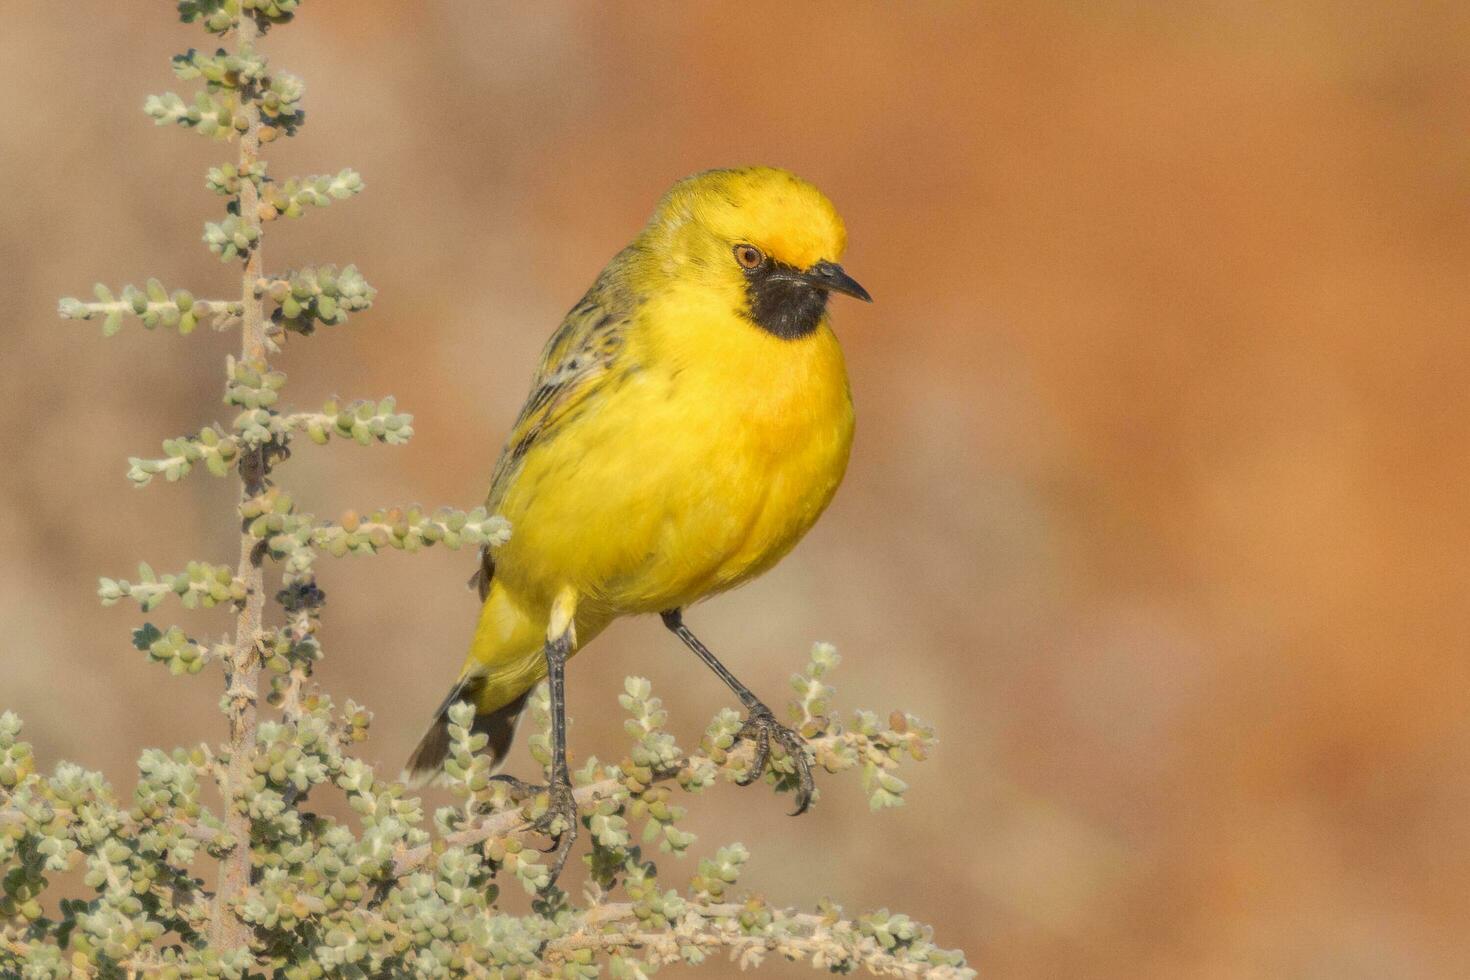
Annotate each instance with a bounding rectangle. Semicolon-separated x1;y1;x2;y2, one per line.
4;3;972;976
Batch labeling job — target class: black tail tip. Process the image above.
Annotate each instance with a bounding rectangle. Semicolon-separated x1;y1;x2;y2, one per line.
402;682;530;788
403;723;453;787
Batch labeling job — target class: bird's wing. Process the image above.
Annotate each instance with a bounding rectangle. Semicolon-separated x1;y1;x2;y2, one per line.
470;261;638;599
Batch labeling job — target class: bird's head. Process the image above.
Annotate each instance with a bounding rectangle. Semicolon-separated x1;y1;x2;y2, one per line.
640;167;871;340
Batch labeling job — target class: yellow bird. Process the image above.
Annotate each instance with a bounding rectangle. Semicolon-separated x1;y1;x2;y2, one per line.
407;166;869;876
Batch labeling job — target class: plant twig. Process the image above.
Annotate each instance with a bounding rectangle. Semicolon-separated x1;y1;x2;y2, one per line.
392;728;874;877
210;8;267;952
544;903;973;979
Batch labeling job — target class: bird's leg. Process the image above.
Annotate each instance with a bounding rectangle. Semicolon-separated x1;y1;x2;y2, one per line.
660;608;816;814
531;630;579;885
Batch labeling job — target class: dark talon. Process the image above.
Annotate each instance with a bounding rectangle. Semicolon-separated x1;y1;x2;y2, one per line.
492;776;579;868
736;722;770;787
488;773;534;797
532;779;579;885
734;703;816;815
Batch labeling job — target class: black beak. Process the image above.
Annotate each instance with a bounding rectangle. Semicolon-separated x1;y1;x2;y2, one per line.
804;260;872;303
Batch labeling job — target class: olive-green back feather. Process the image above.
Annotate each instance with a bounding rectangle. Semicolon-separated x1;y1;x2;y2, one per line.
468;246;644;599
487;247;643;511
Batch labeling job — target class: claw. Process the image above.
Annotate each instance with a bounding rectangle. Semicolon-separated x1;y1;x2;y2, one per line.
526;779;579;885
736;722;770;787
733;704;816;815
488;773;534;797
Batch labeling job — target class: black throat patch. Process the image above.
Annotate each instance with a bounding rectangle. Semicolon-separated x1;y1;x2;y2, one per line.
742;261;829;340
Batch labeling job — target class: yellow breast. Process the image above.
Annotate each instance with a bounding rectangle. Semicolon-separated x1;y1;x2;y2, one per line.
491;290;854;619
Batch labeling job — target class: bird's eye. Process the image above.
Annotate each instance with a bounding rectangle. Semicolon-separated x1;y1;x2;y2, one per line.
734;244;765;270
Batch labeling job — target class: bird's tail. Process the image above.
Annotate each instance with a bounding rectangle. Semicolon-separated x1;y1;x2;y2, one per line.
404;673;531;784
403;580;548;785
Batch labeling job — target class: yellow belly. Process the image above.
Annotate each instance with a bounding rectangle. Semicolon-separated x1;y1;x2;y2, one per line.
492;301;854;624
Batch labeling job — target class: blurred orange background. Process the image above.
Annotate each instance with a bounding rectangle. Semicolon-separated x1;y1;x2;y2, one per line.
4;3;1468;976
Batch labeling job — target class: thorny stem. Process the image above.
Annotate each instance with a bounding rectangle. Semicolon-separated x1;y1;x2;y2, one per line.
210;9;267;951
544;903;973;979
